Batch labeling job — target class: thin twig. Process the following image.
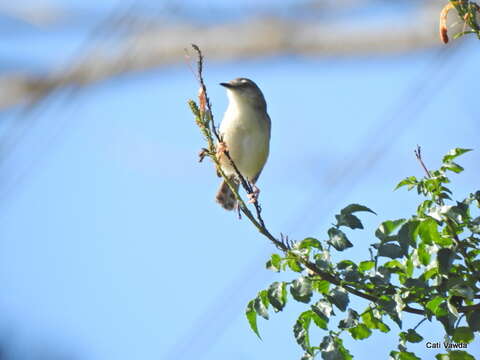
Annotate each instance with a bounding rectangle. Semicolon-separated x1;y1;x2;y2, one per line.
413;317;428;331
414;145;431;178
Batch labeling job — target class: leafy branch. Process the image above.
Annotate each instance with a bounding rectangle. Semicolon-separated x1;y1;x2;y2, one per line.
188;45;480;359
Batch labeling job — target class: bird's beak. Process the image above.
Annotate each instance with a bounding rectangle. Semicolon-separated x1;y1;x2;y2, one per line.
220;82;234;89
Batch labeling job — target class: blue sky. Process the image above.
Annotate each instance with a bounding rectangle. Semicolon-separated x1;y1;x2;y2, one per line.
0;1;478;359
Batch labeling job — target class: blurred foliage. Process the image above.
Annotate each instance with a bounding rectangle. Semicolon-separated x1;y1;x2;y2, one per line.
441;1;480;43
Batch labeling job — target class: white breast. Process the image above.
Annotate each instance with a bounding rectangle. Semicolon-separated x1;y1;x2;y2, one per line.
219;97;270;182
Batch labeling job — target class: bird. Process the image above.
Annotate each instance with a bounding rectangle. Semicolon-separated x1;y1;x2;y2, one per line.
215;77;271;211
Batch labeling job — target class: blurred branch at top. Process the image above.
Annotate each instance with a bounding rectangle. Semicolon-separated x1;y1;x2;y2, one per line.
0;1;462;112
439;0;480;43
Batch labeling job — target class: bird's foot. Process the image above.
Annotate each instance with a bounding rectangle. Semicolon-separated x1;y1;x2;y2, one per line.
247;184;260;204
216;141;228;161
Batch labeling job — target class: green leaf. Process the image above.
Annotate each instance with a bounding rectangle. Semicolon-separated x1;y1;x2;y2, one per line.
397;221;419;256
400;329;423;343
375;219;405;241
311;300;332;330
348;323;372;340
335;213;364;229
359;260;375;272
327;228;353;251
378;243;403;259
436;351;475;360
417;242;431;266
442;162;464;174
336;260;356;270
299;237;323;250
340;203;376;215
246;300;261;339
312;279;330;294
315;250;332;270
290;277;313;303
449;284;474;301
452;327;474;344
466;310;480;331
418;218;441;245
442;148;472;163
426;296;445;316
301;354;314;360
327;286;349;312
362;308;390;332
254;292;269;320
320;336;353;360
287;257;304;273
438;248;455;274
395;176;418;191
267;281;287;311
294;311;313;353
339;309;358;329
266;253;282;272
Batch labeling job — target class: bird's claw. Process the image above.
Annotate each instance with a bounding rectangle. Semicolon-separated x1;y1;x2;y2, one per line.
216;141;228;160
247;184;260;204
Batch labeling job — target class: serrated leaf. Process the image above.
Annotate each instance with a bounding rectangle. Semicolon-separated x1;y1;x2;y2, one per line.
311;300;332;330
312;279;330;294
266;253;282;272
400;329;423;343
335;213;364;229
246;300;261;339
320;336;353;360
426;297;445;316
327;228;353;251
267;281;287;311
337;260;357;270
290;277;313;303
327;287;349;312
294;311;313;353
438;248;455;274
315;250;332;270
348;323;371;340
362;308;390;332
395;176;418;191
358;260;375;272
338;308;358;329
299;237;323;250
452;327;474;343
254;293;269;320
287;258;304;273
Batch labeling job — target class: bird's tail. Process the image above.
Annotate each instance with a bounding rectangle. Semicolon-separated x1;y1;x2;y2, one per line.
216;177;239;211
